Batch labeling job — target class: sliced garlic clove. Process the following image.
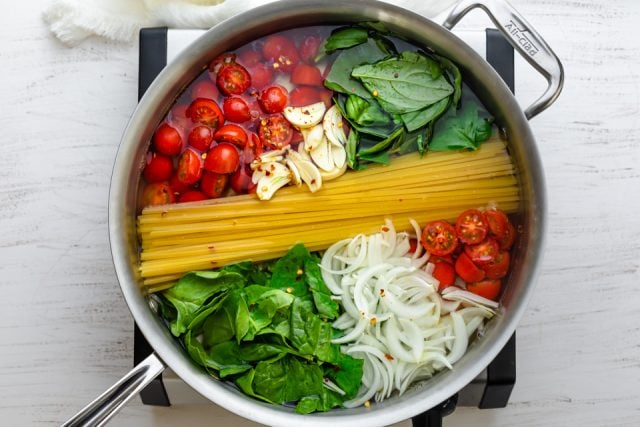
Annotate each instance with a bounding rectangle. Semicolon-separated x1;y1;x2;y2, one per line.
288;154;322;193
255;162;291;200
331;142;347;169
296;142;312;161
310;136;334;172
323;105;347;147
283;102;326;129
303;124;325;152
320;160;348;181
285;158;302;187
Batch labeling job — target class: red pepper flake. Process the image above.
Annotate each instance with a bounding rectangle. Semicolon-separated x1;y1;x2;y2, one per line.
384;353;394;361
208;245;215;250
382;225;390;232
379;288;385;297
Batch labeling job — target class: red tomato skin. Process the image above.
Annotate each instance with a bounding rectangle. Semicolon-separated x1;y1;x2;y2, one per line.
188;125;214;152
237;49;262;67
247;63;273;90
187;98;224;129
299;35;321;63
191;79;219;101
262;35;299;72
223;97;252;123
420;220;458;257
484;209;510;239
258;115;293;149
242;132;263;164
455;252;486;283
214;124;249;147
230;164;256;194
464;238;500;265
216;63;251;95
200;172;229;198
456;209;489;245
178;190;207;203
176;149;203;185
483;250;511;279
208;52;236;74
467;279;502;301
204;143;240;174
432;261;456;290
291;64;323;86
498;221;517;250
407;238;418;254
259;86;289;114
169;172;190;195
289;87;322;107
153;123;183;156
143;153;173;183
141;182;175;207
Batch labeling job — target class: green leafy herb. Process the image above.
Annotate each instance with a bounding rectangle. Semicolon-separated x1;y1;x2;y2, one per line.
429;102;493;151
345;94;391;127
323;27;369;54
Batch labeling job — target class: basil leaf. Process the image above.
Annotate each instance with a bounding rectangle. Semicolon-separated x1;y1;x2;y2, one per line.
400;97;450;132
429;102;493;151
435;54;462;107
346;127;358;170
358;126;403;156
345;94;391;127
351;51;453;114
323;27;368;54
334;94;396;138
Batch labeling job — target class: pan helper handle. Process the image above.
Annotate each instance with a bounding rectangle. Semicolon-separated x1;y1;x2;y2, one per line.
443;0;564;120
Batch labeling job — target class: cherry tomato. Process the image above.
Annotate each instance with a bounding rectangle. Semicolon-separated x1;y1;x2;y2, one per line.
497;221;517;250
259;86;289;114
455;209;489;245
188;125;214;152
299;35;321;63
432;261;456;290
200;171;229;198
430;254;454;264
407;238;418;254
289;86;333;107
467;279;501;301
169;172;190;195
262;34;299;72
176;148;203;185
484;208;510;239
464;238;500;265
216;63;251;95
455;252;486;283
291;63;323;86
191;79;219;100
258;115;293;149
204;143;240;174
143;153;173;183
187;98;224;129
247;63;273;90
208;52;236;74
214;124;248;147
237;49;262;67
420;220;458;256
141;182;175;207
178;190;208;203
482;250;511;279
230;164;256;194
243;132;263;164
153;123;182;156
223;97;251;123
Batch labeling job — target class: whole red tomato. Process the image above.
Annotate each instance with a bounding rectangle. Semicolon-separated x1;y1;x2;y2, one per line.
188;125;214;152
153;123;182;156
204;143;240;174
259;86;289;114
143;153;173;183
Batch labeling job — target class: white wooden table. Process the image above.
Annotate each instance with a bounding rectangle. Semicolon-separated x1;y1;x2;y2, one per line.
1;1;639;426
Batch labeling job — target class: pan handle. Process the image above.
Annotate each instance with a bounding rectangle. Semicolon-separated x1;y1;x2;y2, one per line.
442;0;564;119
62;353;166;427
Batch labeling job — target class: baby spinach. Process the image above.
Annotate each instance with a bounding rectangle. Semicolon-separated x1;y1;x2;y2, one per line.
157;244;363;413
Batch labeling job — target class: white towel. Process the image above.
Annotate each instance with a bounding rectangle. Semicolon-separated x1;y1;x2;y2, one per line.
43;0;457;46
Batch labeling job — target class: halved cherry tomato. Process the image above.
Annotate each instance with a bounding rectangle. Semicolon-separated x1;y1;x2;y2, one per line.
237;49;262;67
140;182;175;208
200;172;229;198
143;153;173;183
230;164;256;194
188;125;214;152
247;63;273;90
223;97;251;123
420;220;458;256
214;124;248;147
482;250;511;279
243;132;263;164
187;98;224;129
259;86;289;114
455;209;489;245
169;172;190;195
258;115;293;149
291;63;323;86
176;149;203;185
216;63;251;95
191;79;219;101
432;261;456;290
262;35;299;72
455;252;486;283
178;190;207;203
430;254;454;264
497;221;517;250
204;143;240;174
467;279;501;301
208;52;236;74
299;35;321;63
484;208;510;239
153;123;182;156
464;238;500;265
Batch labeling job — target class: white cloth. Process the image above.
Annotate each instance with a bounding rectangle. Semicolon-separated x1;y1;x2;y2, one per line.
43;0;457;46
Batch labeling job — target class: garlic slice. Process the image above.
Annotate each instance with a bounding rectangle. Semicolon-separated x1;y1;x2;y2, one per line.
303;124;324;151
310;135;334;172
320;160;347;181
331;141;347;169
285;157;302;187
323;105;348;147
283;102;326;129
255;162;291;200
287;153;322;193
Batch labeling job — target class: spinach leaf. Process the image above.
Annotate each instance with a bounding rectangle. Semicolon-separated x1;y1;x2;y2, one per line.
202;308;234;346
351;51;453;114
324;38;390;100
184;332;251;378
429;102;493;151
304;256;339;319
269;243;312;297
325;351;364;399
250;356;324;404
323;27;369;54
